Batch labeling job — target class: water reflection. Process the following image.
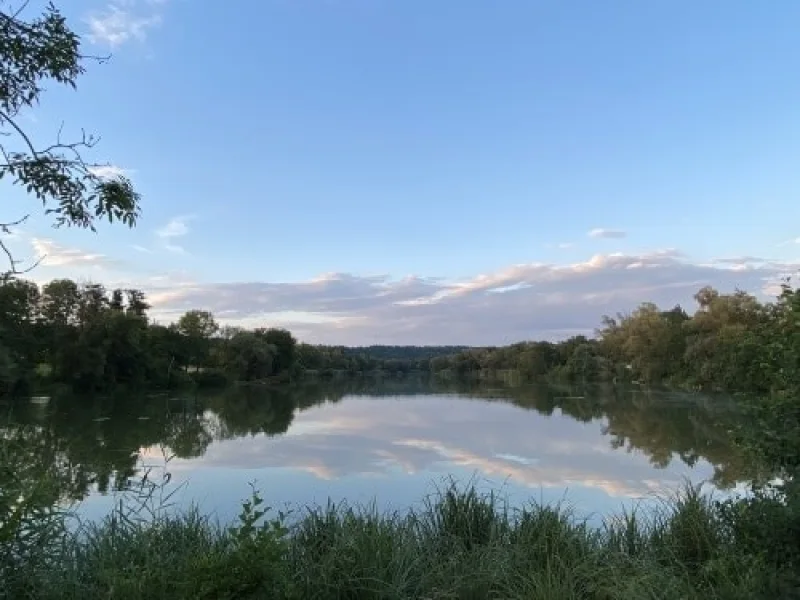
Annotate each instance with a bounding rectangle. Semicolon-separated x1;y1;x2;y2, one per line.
0;381;752;520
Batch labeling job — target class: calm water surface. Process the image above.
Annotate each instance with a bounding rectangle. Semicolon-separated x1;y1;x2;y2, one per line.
3;380;751;523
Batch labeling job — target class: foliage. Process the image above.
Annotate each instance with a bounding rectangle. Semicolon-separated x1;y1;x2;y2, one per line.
0;277;306;393
176;310;218;368
295;342;458;377
0;275;472;393
430;282;800;394
215;329;278;382
0;1;141;276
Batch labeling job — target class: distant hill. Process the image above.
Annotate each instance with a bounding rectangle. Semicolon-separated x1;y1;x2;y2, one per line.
339;345;470;361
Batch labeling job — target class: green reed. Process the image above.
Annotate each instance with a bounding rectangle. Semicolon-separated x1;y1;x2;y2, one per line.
2;478;798;599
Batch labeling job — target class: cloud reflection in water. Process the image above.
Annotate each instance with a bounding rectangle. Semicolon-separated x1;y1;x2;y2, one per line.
133;392;730;518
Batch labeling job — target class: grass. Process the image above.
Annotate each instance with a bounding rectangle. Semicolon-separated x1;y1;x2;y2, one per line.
2;481;799;600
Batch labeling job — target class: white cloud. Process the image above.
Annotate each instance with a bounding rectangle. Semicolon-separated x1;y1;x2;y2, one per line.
31;238;113;268
156;215;193;254
19;234;799;346
89;164;129;180
137;250;799;345
156;219;189;239
588;228;627;239
85;1;165;47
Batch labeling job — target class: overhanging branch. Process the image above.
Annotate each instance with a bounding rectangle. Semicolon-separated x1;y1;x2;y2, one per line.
0;214;43;277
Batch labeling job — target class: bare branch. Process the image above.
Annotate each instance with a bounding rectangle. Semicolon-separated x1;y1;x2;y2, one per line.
79;51;113;64
0;214;30;233
0;2;30;26
0;213;35;276
0;108;39;157
3;0;31;20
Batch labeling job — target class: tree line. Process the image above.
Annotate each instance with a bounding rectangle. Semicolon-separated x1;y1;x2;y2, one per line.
0;277;465;394
0;277;294;393
3;277;800;395
430;283;800;394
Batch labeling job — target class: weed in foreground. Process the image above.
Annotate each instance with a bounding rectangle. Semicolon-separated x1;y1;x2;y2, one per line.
2;479;797;600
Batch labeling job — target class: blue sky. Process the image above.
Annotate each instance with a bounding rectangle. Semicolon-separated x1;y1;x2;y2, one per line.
5;0;800;344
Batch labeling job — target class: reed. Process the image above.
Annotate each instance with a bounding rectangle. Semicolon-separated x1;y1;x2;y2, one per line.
3;478;797;599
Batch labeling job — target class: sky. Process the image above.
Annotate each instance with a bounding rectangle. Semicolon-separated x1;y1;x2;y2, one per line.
4;0;800;345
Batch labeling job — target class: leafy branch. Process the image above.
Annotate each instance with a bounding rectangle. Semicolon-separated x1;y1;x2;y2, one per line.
0;1;142;277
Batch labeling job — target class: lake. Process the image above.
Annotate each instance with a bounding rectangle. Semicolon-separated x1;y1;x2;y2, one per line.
2;380;752;524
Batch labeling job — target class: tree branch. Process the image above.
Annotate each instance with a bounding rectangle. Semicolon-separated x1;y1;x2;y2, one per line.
0;213;42;277
0;240;42;277
10;0;31;20
0;107;39;157
0;214;30;232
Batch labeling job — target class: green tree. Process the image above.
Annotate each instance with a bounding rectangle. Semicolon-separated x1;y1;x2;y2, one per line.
145;324;189;385
109;289;124;311
430;355;452;373
39;278;81;380
0;277;41;389
260;328;296;376
682;288;771;390
100;310;150;386
516;342;559;380
125;289;150;318
40;279;80;326
560;342;602;383
0;340;18;394
599;303;688;383
217;330;277;382
176;310;219;368
295;343;324;371
0;2;141;276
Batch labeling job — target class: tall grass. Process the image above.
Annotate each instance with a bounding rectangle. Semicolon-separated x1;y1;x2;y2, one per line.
2;481;797;600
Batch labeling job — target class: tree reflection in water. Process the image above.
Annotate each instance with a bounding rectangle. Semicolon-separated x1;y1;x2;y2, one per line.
0;380;755;512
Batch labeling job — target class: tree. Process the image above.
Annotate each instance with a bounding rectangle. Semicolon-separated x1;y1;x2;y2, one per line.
177;310;219;340
146;324;189;385
516;342;558;380
0;2;141;276
260;328;296;375
0;277;41;387
430;355;452;373
99;310;149;386
683;288;772;390
109;289;124;311
176;310;219;368
0;341;16;394
561;342;601;383
125;289;150;318
77;283;108;326
216;330;277;382
598;303;688;383
39;278;80;377
295;343;323;371
40;279;80;326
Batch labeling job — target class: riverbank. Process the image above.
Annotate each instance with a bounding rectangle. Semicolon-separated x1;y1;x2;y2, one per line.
3;483;797;600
